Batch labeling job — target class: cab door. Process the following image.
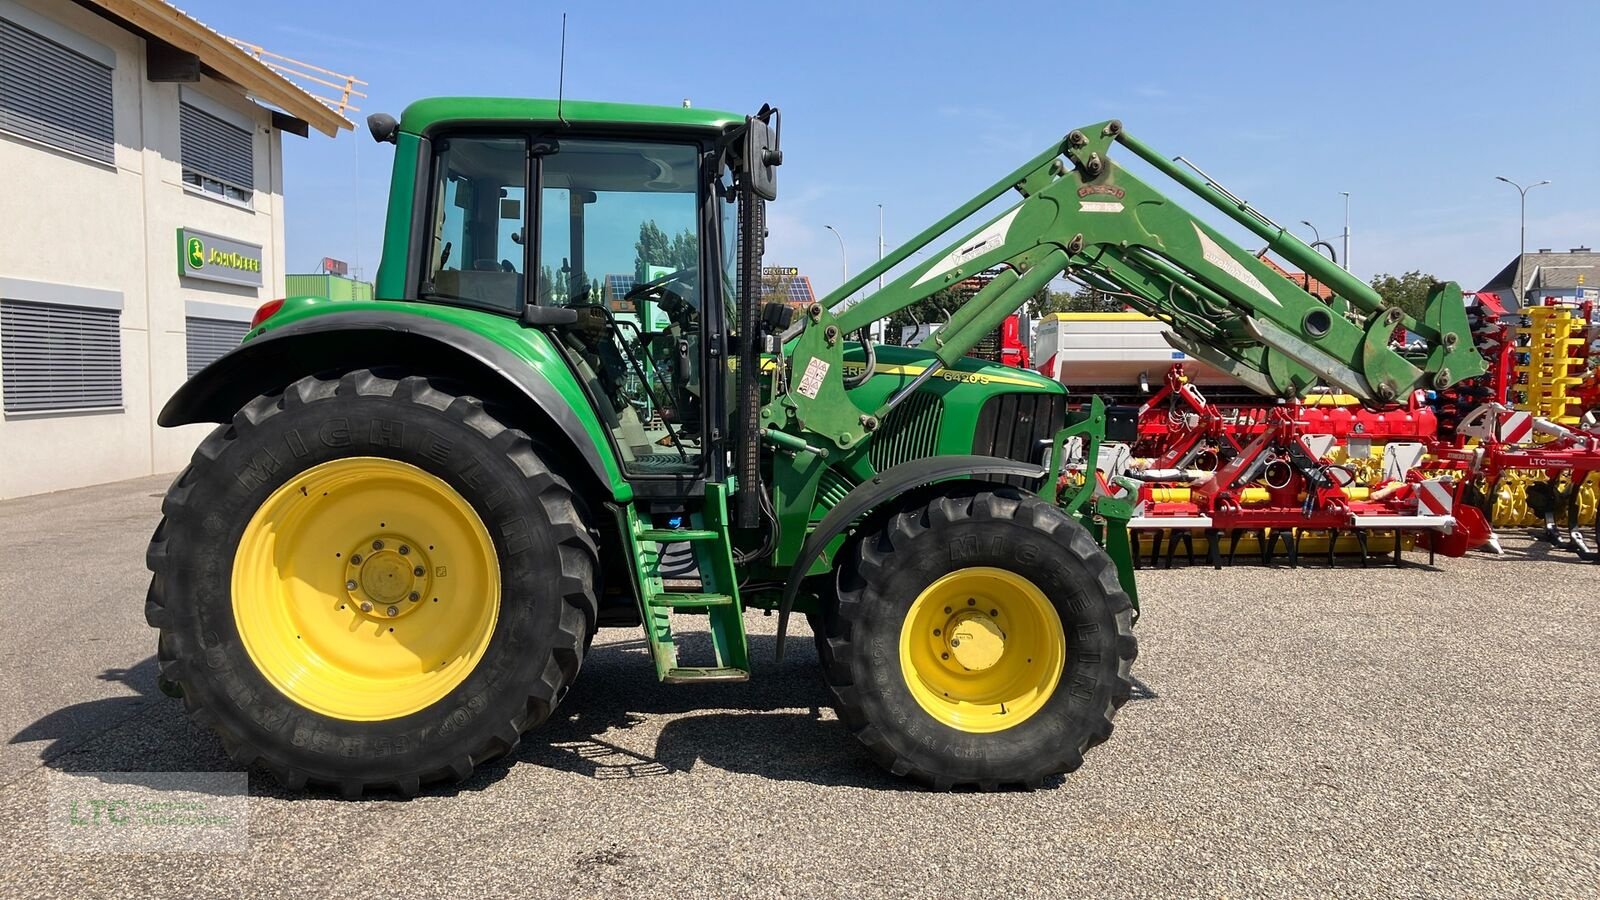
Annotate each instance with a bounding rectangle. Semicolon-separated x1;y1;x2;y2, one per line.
532;136;720;486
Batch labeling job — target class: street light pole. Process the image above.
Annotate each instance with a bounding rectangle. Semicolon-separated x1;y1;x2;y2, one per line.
823;224;848;294
877;204;884;294
1340;192;1350;272
1495;176;1551;303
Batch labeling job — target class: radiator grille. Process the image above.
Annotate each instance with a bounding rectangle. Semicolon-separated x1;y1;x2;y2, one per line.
972;392;1067;486
868;390;943;472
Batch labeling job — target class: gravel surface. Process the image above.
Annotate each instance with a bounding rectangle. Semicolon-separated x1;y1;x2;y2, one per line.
0;474;1594;898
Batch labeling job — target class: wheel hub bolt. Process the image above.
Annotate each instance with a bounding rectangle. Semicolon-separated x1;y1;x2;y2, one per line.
951;638;962;647
359;601;373;613
413;566;426;577
351;554;362;565
386;606;399;618
968;599;976;606
990;609;998;617
398;545;410;555
372;540;384;550
409;592;421;602
346;580;359;590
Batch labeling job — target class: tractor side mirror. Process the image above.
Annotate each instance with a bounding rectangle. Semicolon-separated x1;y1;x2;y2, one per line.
366;112;398;144
743;110;781;201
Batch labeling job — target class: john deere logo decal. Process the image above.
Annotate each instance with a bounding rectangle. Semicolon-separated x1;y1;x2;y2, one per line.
178;228;263;287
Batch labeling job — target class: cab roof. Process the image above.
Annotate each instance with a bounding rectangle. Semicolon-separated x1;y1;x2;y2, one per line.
399;97;742;135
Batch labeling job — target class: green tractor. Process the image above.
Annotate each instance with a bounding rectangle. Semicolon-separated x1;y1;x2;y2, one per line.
149;98;1481;796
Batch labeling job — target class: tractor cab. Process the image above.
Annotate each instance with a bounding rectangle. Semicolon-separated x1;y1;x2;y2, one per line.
388;101;761;487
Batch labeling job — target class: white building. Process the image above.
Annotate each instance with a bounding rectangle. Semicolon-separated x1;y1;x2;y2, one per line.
0;0;347;499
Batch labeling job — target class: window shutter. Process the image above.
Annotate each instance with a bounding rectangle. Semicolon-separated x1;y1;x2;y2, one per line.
0;17;115;164
1;300;123;413
185;316;249;377
180;102;253;190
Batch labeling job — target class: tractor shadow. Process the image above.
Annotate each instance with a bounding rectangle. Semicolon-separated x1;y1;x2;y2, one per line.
501;632;1164;791
499;631;912;791
11;636;1163;797
7;655;237;777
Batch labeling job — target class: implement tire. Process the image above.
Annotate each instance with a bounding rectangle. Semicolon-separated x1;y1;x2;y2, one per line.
819;486;1136;790
145;370;597;797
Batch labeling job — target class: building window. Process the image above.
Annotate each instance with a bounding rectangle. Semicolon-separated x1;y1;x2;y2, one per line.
180;101;253;204
0;299;122;414
185;316;249;377
0;16;115;164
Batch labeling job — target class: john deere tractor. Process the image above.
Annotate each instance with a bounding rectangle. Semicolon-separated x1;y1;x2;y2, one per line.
148;97;1482;796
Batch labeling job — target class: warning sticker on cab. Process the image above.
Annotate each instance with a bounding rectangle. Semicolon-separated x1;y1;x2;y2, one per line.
797;358;830;399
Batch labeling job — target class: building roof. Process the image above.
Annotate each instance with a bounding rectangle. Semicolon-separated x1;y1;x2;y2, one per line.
399;97;742;136
79;0;352;136
1257;255;1336;300
1481;247;1599;303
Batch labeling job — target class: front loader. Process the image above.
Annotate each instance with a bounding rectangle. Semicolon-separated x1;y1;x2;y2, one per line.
148;97;1481;796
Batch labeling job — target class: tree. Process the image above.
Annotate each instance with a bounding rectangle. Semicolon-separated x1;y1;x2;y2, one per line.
1369;271;1440;320
884;287;970;345
634;221;671;280
635;220;698;280
536;263;566;304
1023;289;1072;319
669;229;698;273
1024;286;1127;317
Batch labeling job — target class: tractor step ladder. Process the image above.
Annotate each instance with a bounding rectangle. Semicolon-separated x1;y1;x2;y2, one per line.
623;482;750;683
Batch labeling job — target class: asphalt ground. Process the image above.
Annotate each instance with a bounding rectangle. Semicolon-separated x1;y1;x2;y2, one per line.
0;474;1595;898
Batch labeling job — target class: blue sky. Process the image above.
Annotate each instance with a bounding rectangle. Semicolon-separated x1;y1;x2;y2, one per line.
181;0;1597;296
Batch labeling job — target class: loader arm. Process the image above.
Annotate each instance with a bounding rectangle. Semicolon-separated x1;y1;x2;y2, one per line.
771;120;1483;456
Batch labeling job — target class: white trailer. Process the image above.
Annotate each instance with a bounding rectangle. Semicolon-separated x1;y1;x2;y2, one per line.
1032;311;1240;395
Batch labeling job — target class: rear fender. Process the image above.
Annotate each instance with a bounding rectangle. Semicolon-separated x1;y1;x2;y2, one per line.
161;308;629;501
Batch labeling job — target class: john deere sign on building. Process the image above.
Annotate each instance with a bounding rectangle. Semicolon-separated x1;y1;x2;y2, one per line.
178;228;263;288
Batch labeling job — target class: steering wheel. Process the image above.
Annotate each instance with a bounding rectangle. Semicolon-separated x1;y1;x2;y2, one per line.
624;266;698;304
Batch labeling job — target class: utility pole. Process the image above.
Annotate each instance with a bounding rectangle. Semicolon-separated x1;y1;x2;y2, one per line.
1495;176;1551;304
1340;192;1350;272
823;225;848;295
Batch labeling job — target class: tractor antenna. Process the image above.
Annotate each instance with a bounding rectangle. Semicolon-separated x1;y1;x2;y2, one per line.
556;13;569;126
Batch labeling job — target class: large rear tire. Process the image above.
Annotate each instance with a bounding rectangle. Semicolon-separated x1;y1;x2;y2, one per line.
818;486;1136;790
145;370;598;797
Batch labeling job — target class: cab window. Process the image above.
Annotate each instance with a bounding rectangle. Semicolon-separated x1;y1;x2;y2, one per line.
423;137;527;312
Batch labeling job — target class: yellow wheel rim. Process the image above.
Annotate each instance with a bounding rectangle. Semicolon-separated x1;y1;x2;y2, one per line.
232;457;500;721
898;567;1065;733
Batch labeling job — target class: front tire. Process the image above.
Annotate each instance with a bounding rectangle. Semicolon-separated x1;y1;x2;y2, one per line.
819;487;1136;790
145;370;598;797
